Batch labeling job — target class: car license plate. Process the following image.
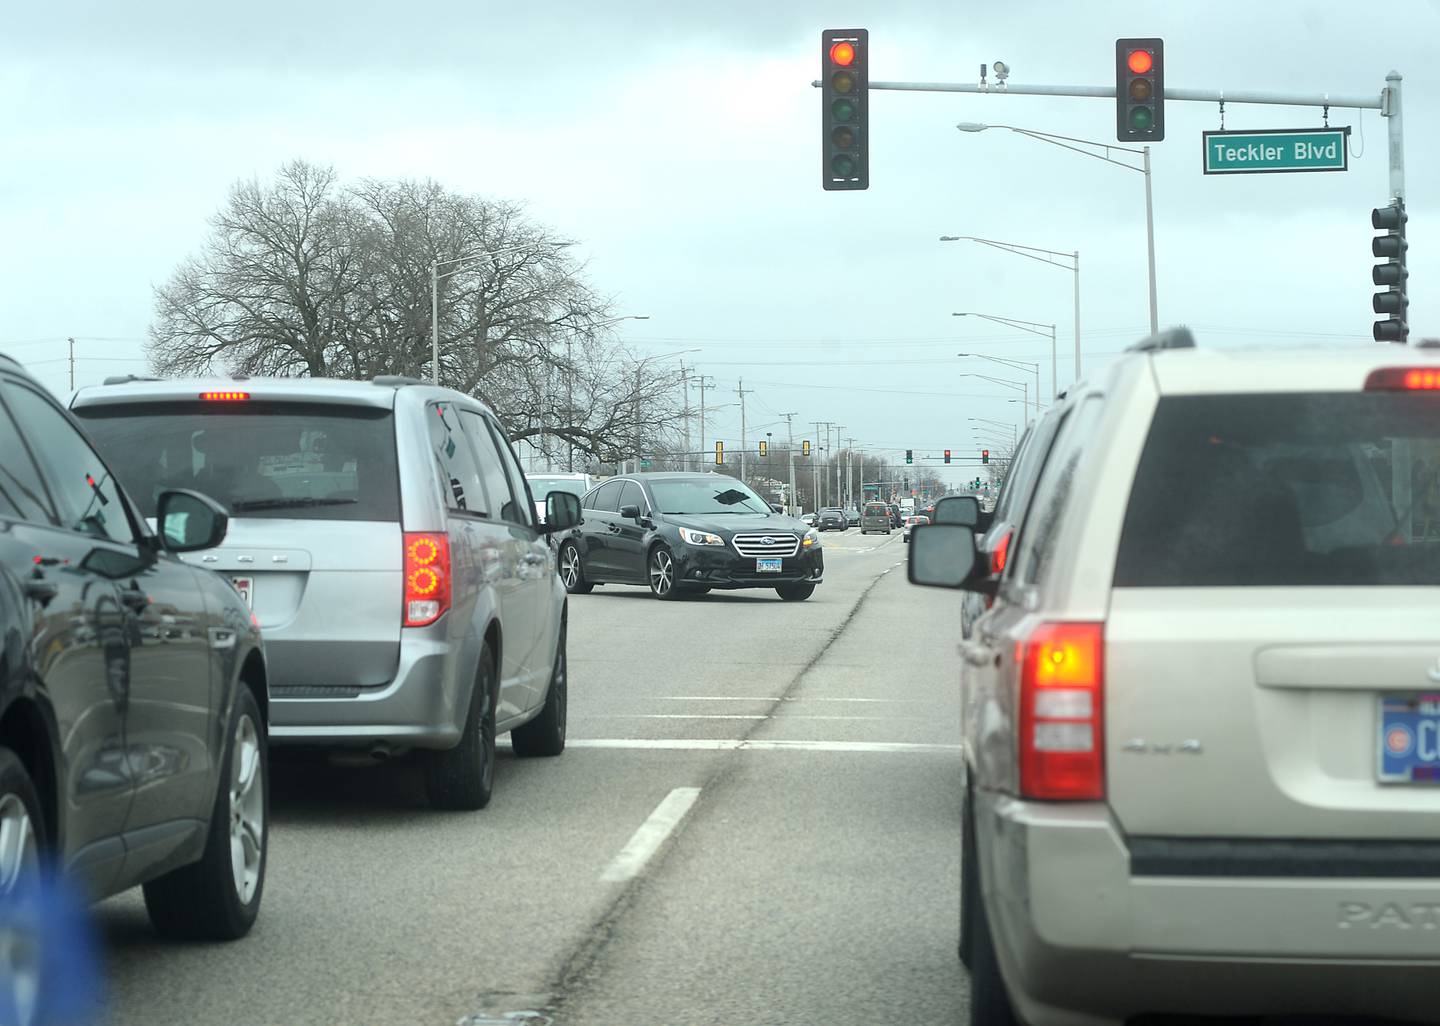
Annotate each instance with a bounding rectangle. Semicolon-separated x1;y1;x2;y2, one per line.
756;558;783;573
230;576;254;608
1378;693;1440;784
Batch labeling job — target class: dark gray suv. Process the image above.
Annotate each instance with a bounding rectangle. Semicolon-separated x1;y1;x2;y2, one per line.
74;375;580;811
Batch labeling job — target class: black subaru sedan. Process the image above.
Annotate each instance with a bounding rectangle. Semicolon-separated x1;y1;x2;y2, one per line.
558;473;824;601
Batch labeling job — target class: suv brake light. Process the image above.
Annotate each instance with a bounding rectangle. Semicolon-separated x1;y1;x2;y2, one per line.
1365;368;1440;391
990;529;1013;574
1018;622;1105;800
404;533;451;627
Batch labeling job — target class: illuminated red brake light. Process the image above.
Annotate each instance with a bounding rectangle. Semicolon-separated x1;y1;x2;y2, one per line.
1365;368;1440;391
200;391;250;401
404;532;451;627
990;529;1013;575
1018;622;1105;800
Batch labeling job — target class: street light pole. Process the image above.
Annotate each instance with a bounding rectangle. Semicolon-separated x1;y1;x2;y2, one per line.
955;123;1158;336
958;352;1040;423
430;240;575;386
958;373;1029;425
954;312;1057;400
940;234;1081;379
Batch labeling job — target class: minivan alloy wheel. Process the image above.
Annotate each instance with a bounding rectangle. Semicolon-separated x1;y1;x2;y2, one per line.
229;713;264;905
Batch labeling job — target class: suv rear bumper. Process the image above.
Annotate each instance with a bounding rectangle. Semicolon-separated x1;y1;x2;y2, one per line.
269;632;467;749
976;789;1440;1025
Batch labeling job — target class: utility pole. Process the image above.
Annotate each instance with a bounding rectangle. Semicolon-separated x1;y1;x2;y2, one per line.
782;412;798;515
814;421;833;507
679;363;693;472
68;337;75;390
845;436;857;508
697;375;715;468
736;379;753;485
834;425;846;513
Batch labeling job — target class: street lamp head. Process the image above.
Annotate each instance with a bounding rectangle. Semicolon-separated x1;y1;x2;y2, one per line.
938;235;963;242
952;312;971;317
955;122;990;133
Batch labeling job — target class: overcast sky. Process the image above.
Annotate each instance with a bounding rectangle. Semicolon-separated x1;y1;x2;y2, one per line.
3;0;1436;481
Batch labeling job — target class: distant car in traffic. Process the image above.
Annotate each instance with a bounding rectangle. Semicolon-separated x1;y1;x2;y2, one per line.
526;472;598;523
818;508;846;532
860;501;892;535
845;508;861;527
911;329;1440;1026
901;513;929;542
0;354;269;940
75;374;581;813
558;472;823;601
800;512;818;528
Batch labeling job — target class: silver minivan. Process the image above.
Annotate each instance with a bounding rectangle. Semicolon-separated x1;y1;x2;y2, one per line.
73;375;579;811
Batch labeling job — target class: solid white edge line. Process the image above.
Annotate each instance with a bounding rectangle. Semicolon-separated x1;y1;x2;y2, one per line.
600;786;702;883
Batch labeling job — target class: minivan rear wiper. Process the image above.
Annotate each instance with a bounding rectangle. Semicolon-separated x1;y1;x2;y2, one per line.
230;497;359;511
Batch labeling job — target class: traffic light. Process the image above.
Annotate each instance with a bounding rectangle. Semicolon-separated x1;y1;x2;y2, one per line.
822;29;869;191
802;439;812;457
905;449;913;464
715;441;724;465
1373;199;1409;343
758;439;768;457
1116;38;1164;142
982;449;990;464
903;477;910;492
943;449;951;464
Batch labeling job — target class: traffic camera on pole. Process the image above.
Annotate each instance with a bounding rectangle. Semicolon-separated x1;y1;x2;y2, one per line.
1116;38;1164;141
822;29;869;191
1373;200;1409;343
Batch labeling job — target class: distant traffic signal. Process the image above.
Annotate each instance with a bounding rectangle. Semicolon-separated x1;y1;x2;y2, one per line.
715;441;724;465
982;449;990;464
943;449;952;464
758;439;768;457
822;29;869;190
905;449;913;464
1373;200;1409;343
802;439;812;456
1116;38;1164;141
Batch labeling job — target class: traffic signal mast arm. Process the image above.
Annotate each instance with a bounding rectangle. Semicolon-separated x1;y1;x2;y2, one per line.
812;70;1402;199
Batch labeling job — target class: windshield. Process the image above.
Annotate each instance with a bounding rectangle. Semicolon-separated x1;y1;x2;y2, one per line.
528;477;588;501
649;478;770;515
77;402;400;521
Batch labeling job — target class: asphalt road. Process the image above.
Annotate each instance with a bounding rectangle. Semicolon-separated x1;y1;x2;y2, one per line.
94;527;968;1026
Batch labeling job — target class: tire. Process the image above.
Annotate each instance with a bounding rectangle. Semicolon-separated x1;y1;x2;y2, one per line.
647;545;681;601
558;541;594;595
776;581;816;602
0;747;43;894
144;686;267;940
426;644;498;810
959;784;978;968
512;620;566;758
966;801;1019;1026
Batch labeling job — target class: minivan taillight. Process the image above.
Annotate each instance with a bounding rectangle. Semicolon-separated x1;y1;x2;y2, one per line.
404;533;451;627
1018;622;1104;800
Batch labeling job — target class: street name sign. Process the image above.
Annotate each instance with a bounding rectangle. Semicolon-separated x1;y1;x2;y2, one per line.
1202;127;1350;175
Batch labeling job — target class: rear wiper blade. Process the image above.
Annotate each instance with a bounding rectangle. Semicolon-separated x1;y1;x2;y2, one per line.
230;497;359;511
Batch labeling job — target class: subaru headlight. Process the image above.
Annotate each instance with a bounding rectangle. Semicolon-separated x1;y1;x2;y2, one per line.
802;528;822;549
678;527;724;546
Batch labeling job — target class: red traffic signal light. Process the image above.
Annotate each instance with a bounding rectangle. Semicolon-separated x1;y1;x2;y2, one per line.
822;29;869;191
982;449;990;464
943;449;952;464
1116;38;1164;142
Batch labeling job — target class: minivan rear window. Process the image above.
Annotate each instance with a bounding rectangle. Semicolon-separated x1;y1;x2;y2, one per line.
1115;393;1440;587
77;401;400;522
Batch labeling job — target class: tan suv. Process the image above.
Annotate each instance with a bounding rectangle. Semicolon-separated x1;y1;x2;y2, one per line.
910;329;1440;1025
859;501;892;534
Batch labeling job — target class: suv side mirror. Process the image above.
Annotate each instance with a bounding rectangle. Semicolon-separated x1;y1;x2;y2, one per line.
157;489;229;553
544;492;582;532
618;503;642;521
908;523;991;593
933;495;980;527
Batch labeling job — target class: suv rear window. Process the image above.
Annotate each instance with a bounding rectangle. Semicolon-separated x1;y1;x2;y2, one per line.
1115;393;1440;587
77;401;400;522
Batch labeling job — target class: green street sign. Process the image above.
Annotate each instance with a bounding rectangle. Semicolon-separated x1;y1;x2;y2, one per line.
640;457;653;469
1203;127;1349;175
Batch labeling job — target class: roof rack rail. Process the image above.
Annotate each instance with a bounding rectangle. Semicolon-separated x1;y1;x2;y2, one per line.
371;374;426;387
102;374;162;386
1126;327;1196;353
